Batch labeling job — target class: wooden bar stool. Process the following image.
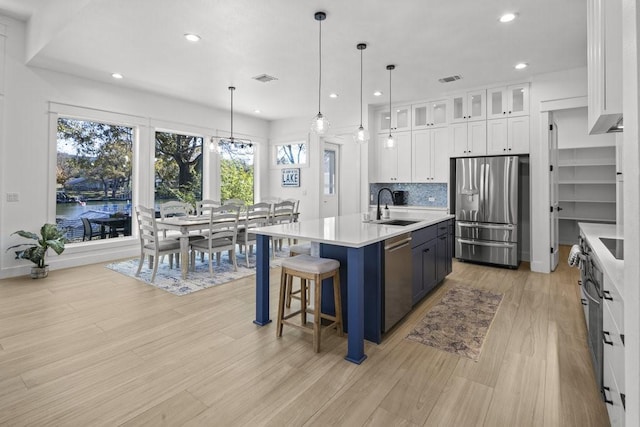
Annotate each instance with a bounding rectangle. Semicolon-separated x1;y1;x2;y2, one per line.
276;254;343;352
286;243;312;307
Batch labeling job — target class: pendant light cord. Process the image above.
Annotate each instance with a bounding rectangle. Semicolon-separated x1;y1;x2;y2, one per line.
230;87;234;140
359;48;363;127
318;18;322;114
388;67;392;137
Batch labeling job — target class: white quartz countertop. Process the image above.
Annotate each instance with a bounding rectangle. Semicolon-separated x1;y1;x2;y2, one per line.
254;211;454;248
369;205;448;211
578;222;624;296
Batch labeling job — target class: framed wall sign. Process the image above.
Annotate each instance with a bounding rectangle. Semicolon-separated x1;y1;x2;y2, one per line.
281;168;300;187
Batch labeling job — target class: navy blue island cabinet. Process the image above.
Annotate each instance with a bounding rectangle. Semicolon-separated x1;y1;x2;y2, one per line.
411;218;454;305
319;218;454;345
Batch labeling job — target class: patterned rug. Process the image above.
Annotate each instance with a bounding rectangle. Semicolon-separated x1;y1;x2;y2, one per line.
406;285;503;361
106;249;287;296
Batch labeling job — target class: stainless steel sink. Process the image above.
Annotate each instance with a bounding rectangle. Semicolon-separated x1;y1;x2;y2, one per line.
378;219;421;226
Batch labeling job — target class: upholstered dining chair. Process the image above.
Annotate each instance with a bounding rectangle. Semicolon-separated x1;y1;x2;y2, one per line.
236;202;271;267
189;205;240;277
134;205;182;282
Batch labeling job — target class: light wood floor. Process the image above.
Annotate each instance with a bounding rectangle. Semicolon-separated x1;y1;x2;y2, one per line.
0;246;609;426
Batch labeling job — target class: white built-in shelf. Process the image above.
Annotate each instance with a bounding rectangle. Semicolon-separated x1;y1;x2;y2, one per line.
560;216;616;223
558;160;616;167
559;199;615;204
559;180;616;185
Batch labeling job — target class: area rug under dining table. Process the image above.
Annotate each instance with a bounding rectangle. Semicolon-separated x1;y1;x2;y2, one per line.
406;285;503;361
106;249;287;296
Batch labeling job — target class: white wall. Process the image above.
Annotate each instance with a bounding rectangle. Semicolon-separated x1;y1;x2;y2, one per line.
268;114;365;221
0;15;270;278
554;107;615;149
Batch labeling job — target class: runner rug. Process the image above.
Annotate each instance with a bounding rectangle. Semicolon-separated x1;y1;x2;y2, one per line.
406;285;503;361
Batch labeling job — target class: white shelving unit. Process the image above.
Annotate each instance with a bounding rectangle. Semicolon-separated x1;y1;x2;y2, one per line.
558;145;616;244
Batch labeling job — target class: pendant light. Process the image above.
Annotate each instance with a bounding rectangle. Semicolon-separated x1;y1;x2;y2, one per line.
384;65;396;149
310;11;330;135
353;43;369;144
209;86;253;152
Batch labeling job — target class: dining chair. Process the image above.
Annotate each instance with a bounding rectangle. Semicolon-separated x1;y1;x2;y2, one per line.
134;205;182;282
196;199;221;216
189;205;240;276
271;200;296;254
81;217;101;241
236;202;271;267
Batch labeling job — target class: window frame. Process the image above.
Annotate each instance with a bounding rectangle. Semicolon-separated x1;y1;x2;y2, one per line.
271;137;309;169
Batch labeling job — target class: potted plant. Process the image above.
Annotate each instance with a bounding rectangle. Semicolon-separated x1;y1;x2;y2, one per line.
8;223;66;279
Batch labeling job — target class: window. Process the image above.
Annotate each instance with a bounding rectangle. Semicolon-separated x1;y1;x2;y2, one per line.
56;118;133;242
274;141;307;166
219;141;254;204
154;131;203;208
324;149;336;195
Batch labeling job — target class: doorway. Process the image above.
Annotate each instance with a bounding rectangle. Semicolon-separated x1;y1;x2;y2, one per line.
321;142;340;218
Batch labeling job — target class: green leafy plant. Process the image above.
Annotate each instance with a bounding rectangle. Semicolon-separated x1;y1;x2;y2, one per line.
8;224;66;268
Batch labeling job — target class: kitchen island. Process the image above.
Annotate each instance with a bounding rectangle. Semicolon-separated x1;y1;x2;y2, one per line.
253;211;454;364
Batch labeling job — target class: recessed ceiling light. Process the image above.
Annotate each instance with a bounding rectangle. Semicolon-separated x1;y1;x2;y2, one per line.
254;109;261;114
329;93;338;98
184;33;201;42
111;73;123;79
373;91;383;96
499;13;517;23
514;62;528;70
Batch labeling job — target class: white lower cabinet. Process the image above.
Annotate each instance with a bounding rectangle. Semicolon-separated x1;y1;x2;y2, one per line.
377;132;412;182
412;127;449;182
603;278;625;426
450;121;486;157
486;116;529;155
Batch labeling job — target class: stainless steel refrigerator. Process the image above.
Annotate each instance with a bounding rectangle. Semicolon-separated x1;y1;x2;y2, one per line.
455;156;519;268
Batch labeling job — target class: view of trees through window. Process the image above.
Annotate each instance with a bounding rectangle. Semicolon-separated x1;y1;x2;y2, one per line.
154;132;203;209
56;118;134;242
219;141;254;205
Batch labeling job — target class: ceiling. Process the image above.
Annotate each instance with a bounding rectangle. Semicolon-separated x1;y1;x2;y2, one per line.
0;0;587;122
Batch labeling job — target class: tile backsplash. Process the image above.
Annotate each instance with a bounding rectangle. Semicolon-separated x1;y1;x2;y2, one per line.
369;183;448;208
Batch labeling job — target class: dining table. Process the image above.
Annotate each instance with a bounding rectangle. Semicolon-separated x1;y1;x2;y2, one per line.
252;211;453;365
90;216;130;239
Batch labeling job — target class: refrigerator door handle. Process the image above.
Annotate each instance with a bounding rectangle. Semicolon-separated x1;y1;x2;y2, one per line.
457;239;516;248
457;222;515;230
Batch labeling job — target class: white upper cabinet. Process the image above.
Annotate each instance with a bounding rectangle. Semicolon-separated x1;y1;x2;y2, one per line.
450;121;487;158
451;90;486;123
378;104;411;132
487;83;530;119
412;127;449;182
587;0;622;134
412;99;449;130
486;116;529;155
376;132;412;182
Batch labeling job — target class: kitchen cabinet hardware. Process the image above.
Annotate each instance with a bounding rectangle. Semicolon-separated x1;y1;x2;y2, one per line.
602;386;614;405
603;330;614;345
603;290;613;300
581;298;587;306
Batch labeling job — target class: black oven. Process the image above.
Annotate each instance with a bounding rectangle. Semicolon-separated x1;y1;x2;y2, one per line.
579;237;604;392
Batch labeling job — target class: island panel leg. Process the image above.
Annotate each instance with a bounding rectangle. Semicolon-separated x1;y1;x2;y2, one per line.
254;233;272;326
345;246;367;364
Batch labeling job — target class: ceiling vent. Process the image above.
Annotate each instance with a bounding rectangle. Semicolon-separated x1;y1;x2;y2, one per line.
438;74;463;83
252;74;278;83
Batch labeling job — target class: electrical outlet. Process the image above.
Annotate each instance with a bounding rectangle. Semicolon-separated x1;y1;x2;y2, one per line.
428;197;435;202
370;194;374;202
6;192;19;202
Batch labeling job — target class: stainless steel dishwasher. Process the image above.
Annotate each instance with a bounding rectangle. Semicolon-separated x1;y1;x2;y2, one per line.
383;232;413;332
